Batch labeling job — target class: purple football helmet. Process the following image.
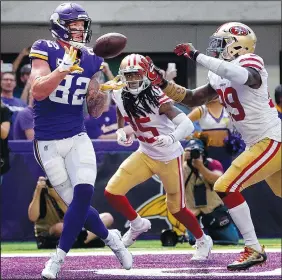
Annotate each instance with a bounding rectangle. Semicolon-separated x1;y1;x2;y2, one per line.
50;2;92;48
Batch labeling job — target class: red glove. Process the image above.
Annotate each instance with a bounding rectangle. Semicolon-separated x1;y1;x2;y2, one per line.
174;43;200;61
139;56;165;86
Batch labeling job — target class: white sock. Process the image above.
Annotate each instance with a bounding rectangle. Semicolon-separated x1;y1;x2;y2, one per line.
196;233;207;243
229;201;262;252
56;248;67;261
130;214;143;228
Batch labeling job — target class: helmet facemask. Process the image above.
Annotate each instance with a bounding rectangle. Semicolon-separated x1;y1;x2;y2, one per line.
119;70;150;95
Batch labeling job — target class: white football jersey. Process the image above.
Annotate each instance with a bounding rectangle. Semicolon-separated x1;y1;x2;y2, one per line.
112;87;184;161
208;53;281;147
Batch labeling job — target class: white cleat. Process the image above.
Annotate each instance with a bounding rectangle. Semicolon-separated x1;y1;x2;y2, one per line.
122;218;151;248
104;229;133;270
191;235;213;261
41;252;64;279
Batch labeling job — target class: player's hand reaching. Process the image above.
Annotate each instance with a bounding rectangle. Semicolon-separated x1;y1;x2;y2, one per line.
99;75;126;92
153;134;175;147
58;46;84;74
174;43;200;61
116;128;133;147
139;56;165;86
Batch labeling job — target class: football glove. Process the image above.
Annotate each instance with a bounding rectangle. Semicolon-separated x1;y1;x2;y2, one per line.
99;75;126;92
174;43;200;61
58;46;84;74
153;134;175;147
116;128;133;147
139;56;166;86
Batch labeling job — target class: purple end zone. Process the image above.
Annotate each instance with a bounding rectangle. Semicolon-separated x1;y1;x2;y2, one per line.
1;252;281;280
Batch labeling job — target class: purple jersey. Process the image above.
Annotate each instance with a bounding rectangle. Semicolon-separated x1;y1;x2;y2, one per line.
29;39;104;140
84;105;118;139
13;107;34;140
1;96;27;140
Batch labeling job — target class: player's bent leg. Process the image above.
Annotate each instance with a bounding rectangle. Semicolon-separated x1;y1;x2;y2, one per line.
213;141;276;270
158;156;212;261
105;152;153;248
265;170;282;197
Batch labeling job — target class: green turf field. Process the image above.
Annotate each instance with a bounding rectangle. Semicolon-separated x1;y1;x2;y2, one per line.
1;239;280;254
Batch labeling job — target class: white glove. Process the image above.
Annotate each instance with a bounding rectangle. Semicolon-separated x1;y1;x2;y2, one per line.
153;134;175;147
116;128;133;147
58;46;84;74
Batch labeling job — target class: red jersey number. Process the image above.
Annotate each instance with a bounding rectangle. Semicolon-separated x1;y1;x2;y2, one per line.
217;87;246;121
124;116;159;143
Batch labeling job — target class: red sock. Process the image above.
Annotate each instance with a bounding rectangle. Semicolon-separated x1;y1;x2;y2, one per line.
104;190;138;221
173;207;203;239
223;191;245;209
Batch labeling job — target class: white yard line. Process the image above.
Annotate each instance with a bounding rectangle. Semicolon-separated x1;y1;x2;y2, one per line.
1;248;281;258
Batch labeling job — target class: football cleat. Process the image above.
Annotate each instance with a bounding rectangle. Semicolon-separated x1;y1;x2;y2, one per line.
191;235;213;261
227;245;267;271
122;218;151;247
41;252;64;279
104;229;133;270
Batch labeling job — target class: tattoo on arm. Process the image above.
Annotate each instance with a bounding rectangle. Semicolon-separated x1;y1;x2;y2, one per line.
86;72;109;118
182;83;218;107
244;67;262;89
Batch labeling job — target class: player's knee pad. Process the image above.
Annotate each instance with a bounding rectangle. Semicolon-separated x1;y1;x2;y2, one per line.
166;193;181;214
54;178;73;205
76;166;97;186
43;157;68;186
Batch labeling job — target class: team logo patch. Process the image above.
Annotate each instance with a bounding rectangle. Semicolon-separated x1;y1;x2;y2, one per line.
229;26;249;36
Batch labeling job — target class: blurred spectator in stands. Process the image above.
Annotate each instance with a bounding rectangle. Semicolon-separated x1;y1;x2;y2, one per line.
102;62;115;82
183;138;239;245
1;72;27;139
14;64;31;99
0;102;13;184
85;95;133;139
28;177;114;249
13;88;34;140
12;47;31;99
187;98;235;171
274;84;282;119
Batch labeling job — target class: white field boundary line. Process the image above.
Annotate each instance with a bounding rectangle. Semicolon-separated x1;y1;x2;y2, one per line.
1;248;281;258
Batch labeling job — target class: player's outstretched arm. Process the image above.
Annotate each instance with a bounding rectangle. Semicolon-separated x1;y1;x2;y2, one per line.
139;57;218;108
86;72;109;118
153;102;194;147
174;43;262;88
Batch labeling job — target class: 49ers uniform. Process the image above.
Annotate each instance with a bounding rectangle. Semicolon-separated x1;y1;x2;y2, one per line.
106;88;186;214
208;53;281;196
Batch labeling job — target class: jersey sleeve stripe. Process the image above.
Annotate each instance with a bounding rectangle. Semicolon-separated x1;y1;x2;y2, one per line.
241;63;262;70
30;49;48;56
159;97;171;104
29;53;48;61
239;57;263;66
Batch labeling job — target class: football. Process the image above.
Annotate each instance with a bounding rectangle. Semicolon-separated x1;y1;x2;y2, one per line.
93;33;127;59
